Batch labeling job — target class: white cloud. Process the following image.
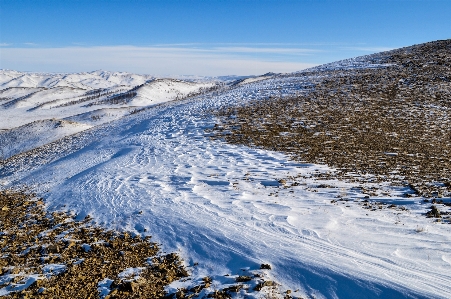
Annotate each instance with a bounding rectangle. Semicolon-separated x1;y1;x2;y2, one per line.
0;46;318;76
0;43;12;47
212;47;322;55
340;46;395;53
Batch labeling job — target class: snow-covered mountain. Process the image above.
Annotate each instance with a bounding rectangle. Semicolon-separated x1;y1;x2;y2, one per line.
1;40;451;299
0;70;219;157
0;70;154;89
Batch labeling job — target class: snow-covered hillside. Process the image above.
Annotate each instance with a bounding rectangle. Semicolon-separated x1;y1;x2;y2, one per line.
1;40;451;299
0;119;91;159
0;70;218;159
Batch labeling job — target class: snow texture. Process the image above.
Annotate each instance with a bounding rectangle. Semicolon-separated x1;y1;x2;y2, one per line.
0;67;450;299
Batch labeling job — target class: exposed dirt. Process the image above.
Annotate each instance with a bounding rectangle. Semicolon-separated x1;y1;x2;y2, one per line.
0;190;187;298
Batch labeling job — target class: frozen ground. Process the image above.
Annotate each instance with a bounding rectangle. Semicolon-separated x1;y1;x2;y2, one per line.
0;67;450;298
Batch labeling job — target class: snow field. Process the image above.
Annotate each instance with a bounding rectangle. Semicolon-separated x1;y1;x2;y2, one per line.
1;74;450;298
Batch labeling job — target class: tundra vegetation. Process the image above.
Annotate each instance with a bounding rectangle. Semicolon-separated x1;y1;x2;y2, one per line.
0;190;188;298
209;40;451;208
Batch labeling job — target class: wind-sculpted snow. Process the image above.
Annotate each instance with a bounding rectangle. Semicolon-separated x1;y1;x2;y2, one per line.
1;71;450;298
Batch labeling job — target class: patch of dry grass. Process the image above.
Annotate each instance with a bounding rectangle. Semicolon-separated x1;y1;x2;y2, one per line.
0;190;187;298
208;40;451;199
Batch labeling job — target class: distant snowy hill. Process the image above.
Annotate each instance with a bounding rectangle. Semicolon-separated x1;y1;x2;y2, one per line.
0;70;154;89
0;70;219;158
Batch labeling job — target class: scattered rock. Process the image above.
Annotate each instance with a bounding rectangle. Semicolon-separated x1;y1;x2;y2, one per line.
254;280;276;291
426;205;442;218
236;275;252;282
0;189;188;298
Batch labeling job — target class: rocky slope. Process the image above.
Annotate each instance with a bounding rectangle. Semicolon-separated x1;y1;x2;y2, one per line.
211;39;451;201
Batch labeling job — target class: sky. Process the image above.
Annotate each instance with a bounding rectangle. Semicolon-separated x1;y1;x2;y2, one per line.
0;0;450;76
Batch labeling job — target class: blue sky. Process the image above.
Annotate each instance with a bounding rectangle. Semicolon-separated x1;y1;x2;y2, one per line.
1;0;450;76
